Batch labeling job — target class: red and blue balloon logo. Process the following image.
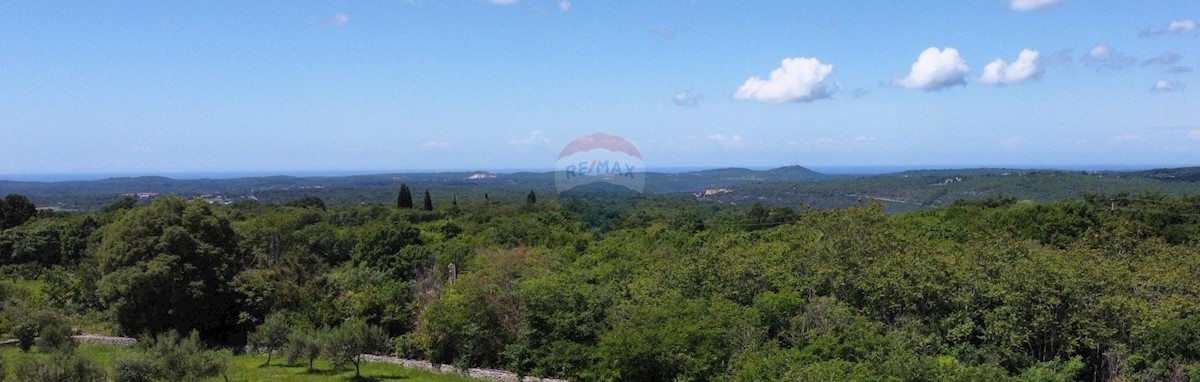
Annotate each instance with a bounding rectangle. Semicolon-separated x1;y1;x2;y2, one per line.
555;133;645;193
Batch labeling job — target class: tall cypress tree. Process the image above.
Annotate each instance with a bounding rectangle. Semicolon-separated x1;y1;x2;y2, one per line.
422;190;433;211
397;184;413;209
526;190;537;206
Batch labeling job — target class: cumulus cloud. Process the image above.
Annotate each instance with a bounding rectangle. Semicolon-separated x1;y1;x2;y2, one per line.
1143;52;1183;66
329;13;350;26
706;134;745;149
422;141;454;149
980;49;1043;85
1151;80;1186;92
558;0;571;11
853;135;880;142
894;47;970;91
733;57;833;103
1170;19;1198;32
1081;44;1137;70
1143;19;1197;36
672;90;702;107
1009;0;1065;11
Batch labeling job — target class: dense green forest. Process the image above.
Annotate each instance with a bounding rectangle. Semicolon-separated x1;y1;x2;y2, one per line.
1;186;1199;381
6;166;1200;212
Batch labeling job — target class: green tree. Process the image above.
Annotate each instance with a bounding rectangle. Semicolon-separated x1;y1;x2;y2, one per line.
42;265;79;311
247;312;291;365
96;196;241;339
423;190;434;211
285;326;327;371
526;190;537;206
326;319;389;378
397;184;414;209
101;195;138;213
286;196;326;211
0;193;37;229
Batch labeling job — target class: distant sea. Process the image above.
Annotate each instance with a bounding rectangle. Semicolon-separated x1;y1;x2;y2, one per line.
0;164;1186;182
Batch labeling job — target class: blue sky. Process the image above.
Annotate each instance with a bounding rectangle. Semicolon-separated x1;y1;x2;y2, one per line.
1;1;1198;175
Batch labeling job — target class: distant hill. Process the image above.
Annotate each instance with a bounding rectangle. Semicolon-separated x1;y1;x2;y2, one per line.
2;165;1196;212
1134;166;1200;182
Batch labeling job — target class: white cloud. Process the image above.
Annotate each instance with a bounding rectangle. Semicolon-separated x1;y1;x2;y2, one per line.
1189;129;1200;141
508;130;552;147
330;13;349;26
1169;19;1197;32
672;90;702;107
894;47;970;91
733;57;833;103
706;134;745;149
1144;52;1182;66
1009;0;1065;11
1151;80;1186;92
557;0;571;11
1081;44;1137;70
980;49;1043;85
422;141;454;149
1141;19;1197;36
853;135;880;142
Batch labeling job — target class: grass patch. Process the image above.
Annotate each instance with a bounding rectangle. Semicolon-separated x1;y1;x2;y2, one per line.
0;343;482;382
8;279;43;300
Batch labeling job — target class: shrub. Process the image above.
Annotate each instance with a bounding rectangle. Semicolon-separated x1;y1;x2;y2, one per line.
13;353;106;382
111;357;156;382
36;316;77;353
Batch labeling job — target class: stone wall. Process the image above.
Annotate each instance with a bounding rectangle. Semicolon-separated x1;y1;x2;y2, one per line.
71;334;138;347
361;354;569;382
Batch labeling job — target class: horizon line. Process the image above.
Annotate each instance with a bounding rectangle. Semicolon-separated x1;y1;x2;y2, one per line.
0;163;1193;182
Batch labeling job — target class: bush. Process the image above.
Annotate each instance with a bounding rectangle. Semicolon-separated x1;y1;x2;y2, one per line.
111;357;156;382
395;332;429;360
140;330;230;382
36;316;77;353
13;353;106;382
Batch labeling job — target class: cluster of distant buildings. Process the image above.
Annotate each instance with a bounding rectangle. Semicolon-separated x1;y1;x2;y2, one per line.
120;192;257;205
694;188;732;199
